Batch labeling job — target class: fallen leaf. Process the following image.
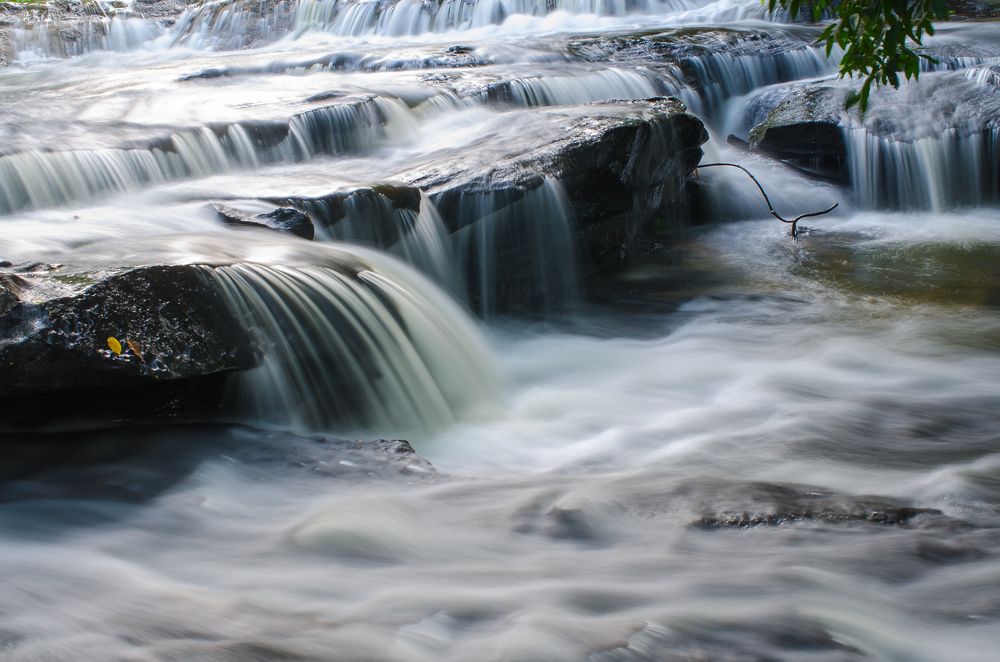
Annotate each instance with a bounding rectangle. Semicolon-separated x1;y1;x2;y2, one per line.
126;338;143;360
107;336;122;355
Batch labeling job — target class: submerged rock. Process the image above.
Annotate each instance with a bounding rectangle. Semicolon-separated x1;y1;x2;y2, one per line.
688;480;942;530
0;424;434;505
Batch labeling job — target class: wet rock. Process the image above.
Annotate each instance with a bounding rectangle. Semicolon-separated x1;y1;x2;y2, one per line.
0;273;27;316
591;618;867;662
746;85;850;182
745;66;1000;187
214;203;315;240
401;97;708;276
947;0;1000;19
0;265;255;405
0;424;434;506
688;480;942;530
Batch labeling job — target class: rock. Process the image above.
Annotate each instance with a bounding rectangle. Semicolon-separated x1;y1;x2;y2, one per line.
267;183;421;236
687;480;942;530
0;265;256;404
0;273;27;316
400;97;708;277
170;0;297;52
746;84;850;182
745;66;1000;190
0;424;434;505
947;0;1000;19
213;203;315;240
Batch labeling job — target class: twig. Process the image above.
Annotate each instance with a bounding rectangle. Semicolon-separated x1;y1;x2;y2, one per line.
697;162;838;238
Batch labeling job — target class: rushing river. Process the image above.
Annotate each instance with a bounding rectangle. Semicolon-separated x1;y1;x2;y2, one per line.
2;0;1000;660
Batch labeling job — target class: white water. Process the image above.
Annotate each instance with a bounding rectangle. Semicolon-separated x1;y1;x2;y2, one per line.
2;1;1000;660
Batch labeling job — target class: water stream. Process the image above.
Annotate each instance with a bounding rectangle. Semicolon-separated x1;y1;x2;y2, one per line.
2;0;1000;660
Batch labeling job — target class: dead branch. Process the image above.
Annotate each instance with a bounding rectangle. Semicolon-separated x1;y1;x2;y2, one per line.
696;162;839;238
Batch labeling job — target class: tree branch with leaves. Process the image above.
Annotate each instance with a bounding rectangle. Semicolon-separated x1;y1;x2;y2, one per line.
768;0;952;111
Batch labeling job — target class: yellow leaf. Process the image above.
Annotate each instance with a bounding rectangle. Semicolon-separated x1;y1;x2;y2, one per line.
107;336;122;355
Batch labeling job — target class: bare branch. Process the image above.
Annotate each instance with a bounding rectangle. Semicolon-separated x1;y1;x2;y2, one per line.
697;162;839;238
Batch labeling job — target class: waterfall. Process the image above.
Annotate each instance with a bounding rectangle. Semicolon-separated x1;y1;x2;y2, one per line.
205;250;498;433
0;98;391;215
170;0;297;51
444;177;580;317
681;46;833;124
292;0;671;37
845;127;1000;211
272;180;579;316
288;189;460;293
480;67;661;107
11;16;165;60
7;0;780;59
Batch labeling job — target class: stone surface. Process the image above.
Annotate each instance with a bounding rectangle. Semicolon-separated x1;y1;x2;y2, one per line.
214;203;315;240
0;424;435;504
688;480;943;529
399;97;708;275
0;264;255;400
745;65;1000;182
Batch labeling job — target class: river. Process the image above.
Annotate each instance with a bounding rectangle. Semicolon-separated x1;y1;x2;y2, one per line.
1;1;999;660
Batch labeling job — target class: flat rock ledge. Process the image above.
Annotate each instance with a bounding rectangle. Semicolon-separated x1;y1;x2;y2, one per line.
402;97;708;274
0;264;256;423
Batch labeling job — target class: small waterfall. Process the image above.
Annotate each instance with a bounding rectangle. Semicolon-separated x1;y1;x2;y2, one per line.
841;66;1000;210
206;252;499;433
11;16;165;60
0;98;389;215
289;189;460;292
681;46;833;123
170;0;297;51
445;177;580;317
481;67;660;107
845;127;1000;210
291;0;702;38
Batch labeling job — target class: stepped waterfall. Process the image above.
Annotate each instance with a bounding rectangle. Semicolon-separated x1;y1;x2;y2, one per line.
1;0;999;660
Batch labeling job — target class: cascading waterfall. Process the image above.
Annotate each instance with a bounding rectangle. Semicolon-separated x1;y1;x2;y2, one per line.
292;0;698;38
680;46;833;122
170;0;297;51
4;0;783;60
0;98;392;214
482;67;661;106
12;16;166;60
206;249;498;433
843;66;1000;210
291;189;460;292
446;177;580;316
845;127;1000;210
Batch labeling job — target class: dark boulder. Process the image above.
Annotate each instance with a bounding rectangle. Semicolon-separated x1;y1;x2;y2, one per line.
214;203;315;240
688;480;942;529
0;265;256;408
746;84;850;182
400;97;708;277
0;425;434;516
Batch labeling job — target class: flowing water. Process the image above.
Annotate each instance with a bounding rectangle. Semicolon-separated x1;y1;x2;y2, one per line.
2;0;1000;660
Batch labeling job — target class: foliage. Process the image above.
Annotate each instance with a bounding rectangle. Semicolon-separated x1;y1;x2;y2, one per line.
768;0;952;111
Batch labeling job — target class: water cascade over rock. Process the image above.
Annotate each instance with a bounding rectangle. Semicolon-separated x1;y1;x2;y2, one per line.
0;237;499;432
3;0;1000;658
